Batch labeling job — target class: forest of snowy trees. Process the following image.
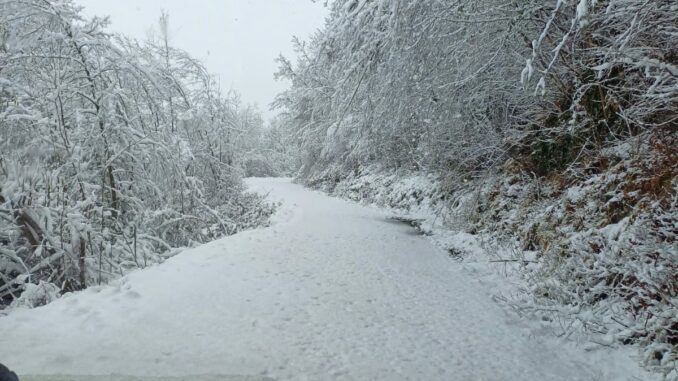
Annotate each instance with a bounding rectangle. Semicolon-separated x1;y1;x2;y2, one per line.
0;1;283;308
275;0;677;376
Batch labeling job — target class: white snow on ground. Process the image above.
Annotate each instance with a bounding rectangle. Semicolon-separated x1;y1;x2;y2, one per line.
0;178;655;380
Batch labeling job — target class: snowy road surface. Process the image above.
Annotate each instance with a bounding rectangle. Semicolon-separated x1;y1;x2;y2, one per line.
0;178;648;380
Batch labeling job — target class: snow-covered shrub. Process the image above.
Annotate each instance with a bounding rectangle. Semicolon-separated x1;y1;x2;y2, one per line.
10;281;60;309
515;0;678;177
473;131;678;377
305;165;443;212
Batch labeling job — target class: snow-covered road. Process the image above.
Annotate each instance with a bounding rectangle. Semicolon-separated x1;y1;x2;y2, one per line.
0;178;648;380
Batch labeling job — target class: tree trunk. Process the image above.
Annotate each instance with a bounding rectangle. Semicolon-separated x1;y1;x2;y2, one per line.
78;237;86;289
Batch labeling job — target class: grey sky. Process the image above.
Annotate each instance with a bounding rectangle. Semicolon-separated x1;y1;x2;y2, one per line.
76;0;328;120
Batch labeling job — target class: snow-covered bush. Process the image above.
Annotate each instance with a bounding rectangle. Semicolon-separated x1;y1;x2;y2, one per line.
10;281;60;309
471;131;678;377
515;0;678;178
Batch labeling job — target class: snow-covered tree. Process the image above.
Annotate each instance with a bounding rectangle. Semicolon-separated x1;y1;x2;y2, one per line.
0;0;273;306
